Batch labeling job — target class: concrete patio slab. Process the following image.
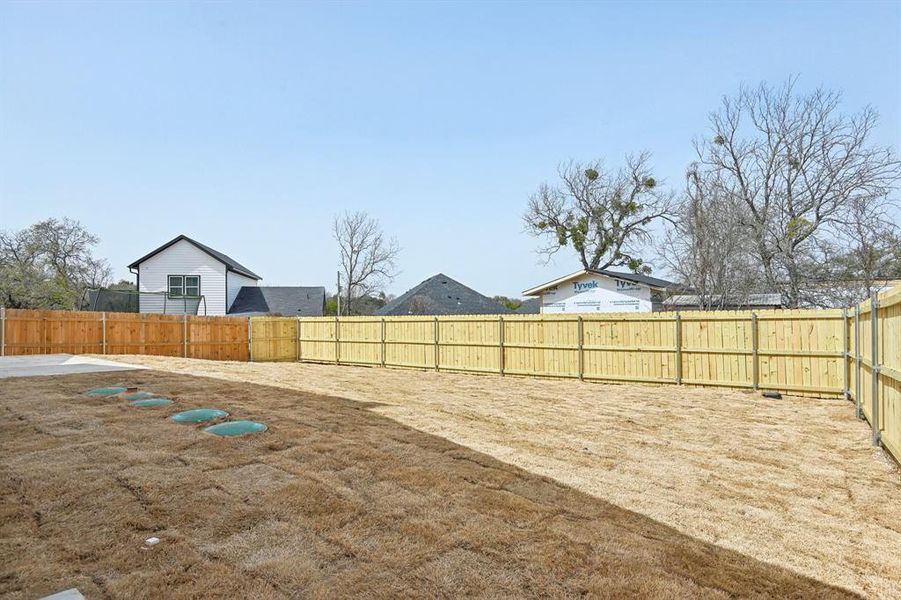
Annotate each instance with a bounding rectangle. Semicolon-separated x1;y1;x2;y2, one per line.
0;354;144;379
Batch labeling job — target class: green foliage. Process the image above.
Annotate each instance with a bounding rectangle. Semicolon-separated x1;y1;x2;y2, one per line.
786;216;812;240
493;296;523;311
524;154;670;272
0;218;111;309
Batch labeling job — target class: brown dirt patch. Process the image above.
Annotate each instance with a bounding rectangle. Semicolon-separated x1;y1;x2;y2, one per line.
96;355;901;598
0;369;860;598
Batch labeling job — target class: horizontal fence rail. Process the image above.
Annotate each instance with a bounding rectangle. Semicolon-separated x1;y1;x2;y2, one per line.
0;308;249;361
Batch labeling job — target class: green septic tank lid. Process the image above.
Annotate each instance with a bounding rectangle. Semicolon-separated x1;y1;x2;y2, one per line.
204;420;268;437
85;386;128;397
130;398;174;408
122;391;156;401
170;408;228;424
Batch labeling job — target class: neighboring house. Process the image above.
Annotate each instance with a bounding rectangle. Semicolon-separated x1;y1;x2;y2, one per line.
376;273;511;316
522;268;677;313
127;235;323;316
662;293;784;311
229;286;325;316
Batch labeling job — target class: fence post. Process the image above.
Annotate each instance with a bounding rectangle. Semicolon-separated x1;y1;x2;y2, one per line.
296;318;301;362
335;317;340;364
577;316;584;381
0;307;5;356
248;318;253;362
870;293;880;446
102;312;107;355
434;317;439;371
499;316;505;376
183;314;188;358
854;304;862;419
751;312;759;391
380;318;386;367
842;307;849;403
674;312;682;384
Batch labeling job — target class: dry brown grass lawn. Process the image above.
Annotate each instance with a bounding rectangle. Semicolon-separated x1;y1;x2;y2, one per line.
0;369;870;599
84;355;901;598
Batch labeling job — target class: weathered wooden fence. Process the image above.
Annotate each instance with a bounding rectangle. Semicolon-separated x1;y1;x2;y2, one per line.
0;309;249;361
249;310;849;395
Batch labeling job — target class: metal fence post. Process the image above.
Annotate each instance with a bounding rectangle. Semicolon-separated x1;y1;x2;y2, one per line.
380;318;386;367
751;312;759;391
870;293;881;446
434;316;439;371
1;307;5;356
842;307;849;403
674;312;682;384
183;314;188;358
854;304;861;419
102;311;107;355
577;316;584;381
499;316;505;376
248;318;253;362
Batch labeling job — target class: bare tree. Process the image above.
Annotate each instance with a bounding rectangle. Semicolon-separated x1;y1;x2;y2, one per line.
807;195;901;307
695;78;901;307
333;211;400;315
524;152;676;273
0;218;112;309
658;166;762;309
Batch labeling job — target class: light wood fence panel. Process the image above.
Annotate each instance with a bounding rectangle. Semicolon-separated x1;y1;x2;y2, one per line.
249;308;859;398
298;318;337;363
337;318;382;366
250;317;296;362
866;287;901;460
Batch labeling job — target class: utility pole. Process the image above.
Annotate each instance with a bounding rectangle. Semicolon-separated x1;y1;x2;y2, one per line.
336;271;341;316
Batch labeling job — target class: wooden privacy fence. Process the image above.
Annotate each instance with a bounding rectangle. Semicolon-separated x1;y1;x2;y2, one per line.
1;299;897;463
0;308;249;361
250;310;850;396
850;286;901;462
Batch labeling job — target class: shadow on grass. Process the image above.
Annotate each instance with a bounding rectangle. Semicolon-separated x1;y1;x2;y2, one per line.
0;369;859;599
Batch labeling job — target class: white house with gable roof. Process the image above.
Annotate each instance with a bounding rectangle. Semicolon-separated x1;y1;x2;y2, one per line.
522;268;677;313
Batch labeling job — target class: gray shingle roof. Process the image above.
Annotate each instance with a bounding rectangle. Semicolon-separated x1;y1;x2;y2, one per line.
228;286;325;316
376;274;510;316
128;234;261;280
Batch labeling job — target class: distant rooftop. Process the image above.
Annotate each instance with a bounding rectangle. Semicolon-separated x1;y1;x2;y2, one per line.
523;268;677;296
376;273;509;316
229;286;325;316
128;234;261;280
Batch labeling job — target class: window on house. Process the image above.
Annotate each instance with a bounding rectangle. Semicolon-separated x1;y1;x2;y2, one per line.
185;276;200;297
168;275;201;298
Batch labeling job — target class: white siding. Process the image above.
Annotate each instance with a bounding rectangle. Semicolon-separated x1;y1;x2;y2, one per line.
539;272;653;313
137;239;228;315
226;271;259;311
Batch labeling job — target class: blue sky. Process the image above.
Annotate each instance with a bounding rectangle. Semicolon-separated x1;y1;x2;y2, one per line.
1;1;899;298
